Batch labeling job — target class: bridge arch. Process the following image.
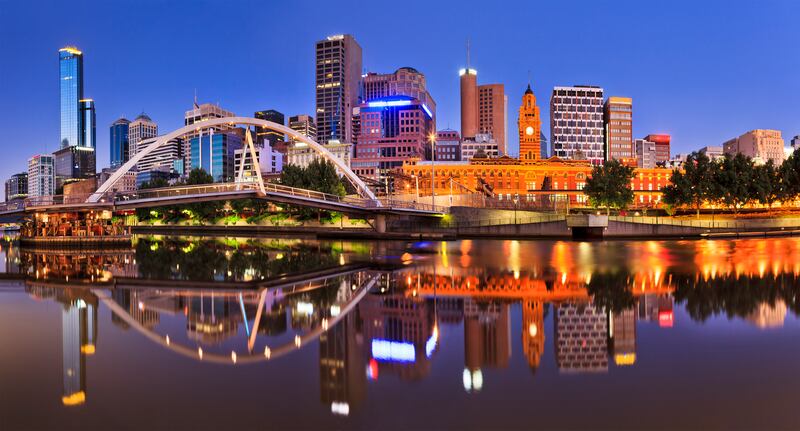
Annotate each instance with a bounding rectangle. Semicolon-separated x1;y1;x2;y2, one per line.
89;116;377;203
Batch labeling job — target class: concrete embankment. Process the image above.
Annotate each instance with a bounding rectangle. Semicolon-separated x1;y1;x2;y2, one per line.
132;224;455;240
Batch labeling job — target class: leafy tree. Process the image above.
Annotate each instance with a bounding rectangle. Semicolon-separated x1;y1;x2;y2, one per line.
185;168;214;185
712;153;755;214
753;160;780;208
279;159;347;220
660;152;715;218
779;148;800;204
583;159;635;215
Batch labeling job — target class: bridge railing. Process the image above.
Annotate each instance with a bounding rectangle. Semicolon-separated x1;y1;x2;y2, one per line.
112;182;259;203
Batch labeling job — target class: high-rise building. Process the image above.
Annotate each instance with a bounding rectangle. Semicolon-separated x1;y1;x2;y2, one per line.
363;67;436;119
54;146;96;188
478;84;507;155
287;141;351;170
5;173;28;202
352;95;435;180
233;146;284;182
183;102;236;171
315;34;362;144
460;134;500;160
254;109;286;149
459;68;478;140
59;47;83;149
604;96;633;162
550;86;605;165
128;113;158;157
109;117;130;168
79;99;96;149
644;134;671;164
289;114;317;143
722;129;785;165
28;154;55;198
634;138;657;169
190;130;242;182
518;84;542;161
435;130;461;161
135;136;185;175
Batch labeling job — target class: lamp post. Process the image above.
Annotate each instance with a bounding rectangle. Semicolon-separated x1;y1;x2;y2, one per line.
429;133;437;208
513;197;519;224
413;175;420;202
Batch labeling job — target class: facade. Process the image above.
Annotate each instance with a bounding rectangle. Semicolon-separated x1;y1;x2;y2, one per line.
604;97;633;162
97;167;136;193
644;134;671;164
128;113;158;157
59;47;84;149
189;131;243;182
698;145;724;160
634;138;657;169
315;34;362;144
183;103;236;170
518;84;542;161
233;146;284;183
288;141;352;170
435;130;461;161
109;117;130;168
550;86;605;165
28;154;56;198
54;146;96;189
135;169;172;189
722;129;785;164
254;109;286;149
135;136;185;175
459;68;479;140
461;134;500;160
351;96;435;179
289;114;317;143
554;303;608;373
79;99;96;149
478;84;507;155
5;173;28;202
362;67;436;118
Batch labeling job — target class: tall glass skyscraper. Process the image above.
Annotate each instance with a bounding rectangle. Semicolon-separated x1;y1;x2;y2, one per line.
190;131;242;183
80;99;96;149
109;117;130;168
59;47;84;149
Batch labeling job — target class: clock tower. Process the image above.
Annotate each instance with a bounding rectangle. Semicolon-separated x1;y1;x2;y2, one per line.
518;84;542;160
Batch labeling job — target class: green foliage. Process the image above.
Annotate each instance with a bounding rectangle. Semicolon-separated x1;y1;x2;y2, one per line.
185;168;214;185
752;160;780;207
779;148;800;203
584;159;635;214
279;159;347;220
711;153;755;213
138;177;169;190
660;152;716;217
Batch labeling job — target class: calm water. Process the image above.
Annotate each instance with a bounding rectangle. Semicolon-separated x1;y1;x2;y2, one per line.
2;236;800;430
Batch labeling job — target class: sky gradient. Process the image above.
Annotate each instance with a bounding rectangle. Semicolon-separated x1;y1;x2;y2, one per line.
1;0;798;192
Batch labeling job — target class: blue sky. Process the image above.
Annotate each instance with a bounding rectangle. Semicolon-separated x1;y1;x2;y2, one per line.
1;0;798;188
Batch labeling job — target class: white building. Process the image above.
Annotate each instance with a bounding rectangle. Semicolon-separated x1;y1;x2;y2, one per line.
134;136;184;175
550;85;605;165
634;138;657;169
286;140;352;170
27;154;55;198
233;146;284;183
128;113;158;158
461;133;499;160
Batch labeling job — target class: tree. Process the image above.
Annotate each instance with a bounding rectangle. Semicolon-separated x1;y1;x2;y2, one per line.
712;153;755;214
779;148;800;204
583;159;634;215
279;159;347;220
138;177;169;190
185;168;214;185
753;160;780;208
660;152;715;218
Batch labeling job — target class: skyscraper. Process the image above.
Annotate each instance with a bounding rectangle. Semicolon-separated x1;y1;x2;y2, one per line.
603;96;633;162
289;114;317;143
183;102;236;171
254;109;286;149
550;86;605;165
28;154;55;198
722;130;784;165
518;84;542;161
5;173;28;202
362;67;437;118
128;113;158;158
478;84;507;155
109;117;130;168
315;34;362;144
79;99;96;149
644;134;672;165
59;47;83;149
190;131;242;182
459;68;478;140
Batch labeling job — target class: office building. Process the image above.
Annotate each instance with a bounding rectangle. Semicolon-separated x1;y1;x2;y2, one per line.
288;141;351;170
460;67;478;140
135;168;172;189
644;134;671;164
634;138;657;169
234;146;284;183
550;86;605;165
79;99;96;149
478;84;507;155
5;173;28;202
183;102;236;170
28;154;55;198
289;114;317;144
59;47;83;149
109;117;130;168
461;134;499;160
315;34;362;144
96;167;136;193
54;146;96;189
128;113;158;157
435;130;461;161
254;109;286;149
190;131;242;182
518;84;542;161
363;67;436;119
722;129;785;165
698;145;724;160
604;97;633;162
135;136;185;175
351;95;434;179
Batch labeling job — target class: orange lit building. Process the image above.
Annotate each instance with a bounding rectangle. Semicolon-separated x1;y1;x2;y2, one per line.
518;84;542;161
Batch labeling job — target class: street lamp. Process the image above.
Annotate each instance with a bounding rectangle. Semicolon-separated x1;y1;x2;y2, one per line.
513;196;519;224
412;174;420;202
429;132;437;208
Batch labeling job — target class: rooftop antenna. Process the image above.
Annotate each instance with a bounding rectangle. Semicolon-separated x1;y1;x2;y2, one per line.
528;70;531;86
466;38;471;70
193;89;199;109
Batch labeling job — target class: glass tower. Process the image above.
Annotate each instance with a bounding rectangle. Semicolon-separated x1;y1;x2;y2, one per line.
190;131;242;183
80;99;96;149
59;47;84;149
109;117;130;168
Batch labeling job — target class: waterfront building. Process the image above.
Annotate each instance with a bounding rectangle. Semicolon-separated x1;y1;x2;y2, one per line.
189;131;242;182
351;95;434;180
478;84;507;155
109;117;130;168
288;140;351;170
604;97;633;162
59;47;83;149
233;145;284;183
54;146;96;189
183;102;236;171
460;134;500;160
644;134;671;164
254;109;286;150
28;154;55;198
518;84;542;161
362;67;436;118
435;130;461;161
722;129;785;165
550;86;605;165
634;138;657;169
554;302;608;373
128;113;158;157
79;99;96;149
698;145;724;160
135;136;185;175
315;34;362;144
289;114;317;144
5;172;28;202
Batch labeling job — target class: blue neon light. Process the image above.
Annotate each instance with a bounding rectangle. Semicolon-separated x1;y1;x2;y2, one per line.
425;334;437;358
422;104;433;118
367;100;413;108
371;339;415;362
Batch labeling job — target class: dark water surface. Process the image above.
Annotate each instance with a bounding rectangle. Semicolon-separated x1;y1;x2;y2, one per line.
2;236;800;430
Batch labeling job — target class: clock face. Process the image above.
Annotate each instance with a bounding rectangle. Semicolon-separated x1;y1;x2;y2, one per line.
525;126;534;136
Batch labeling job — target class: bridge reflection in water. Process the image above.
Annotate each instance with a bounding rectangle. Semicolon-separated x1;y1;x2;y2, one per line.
5;236;800;417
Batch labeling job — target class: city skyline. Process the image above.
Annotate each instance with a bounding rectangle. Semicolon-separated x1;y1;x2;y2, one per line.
1;0;799;188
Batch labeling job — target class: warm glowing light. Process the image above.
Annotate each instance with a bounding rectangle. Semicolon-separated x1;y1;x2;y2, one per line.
295;335;302;347
528;323;538;337
231;351;238;364
198;347;203;359
264;346;271;359
80;344;95;355
62;391;86;406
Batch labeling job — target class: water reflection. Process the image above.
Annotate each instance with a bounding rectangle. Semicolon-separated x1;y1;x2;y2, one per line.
4;236;800;424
